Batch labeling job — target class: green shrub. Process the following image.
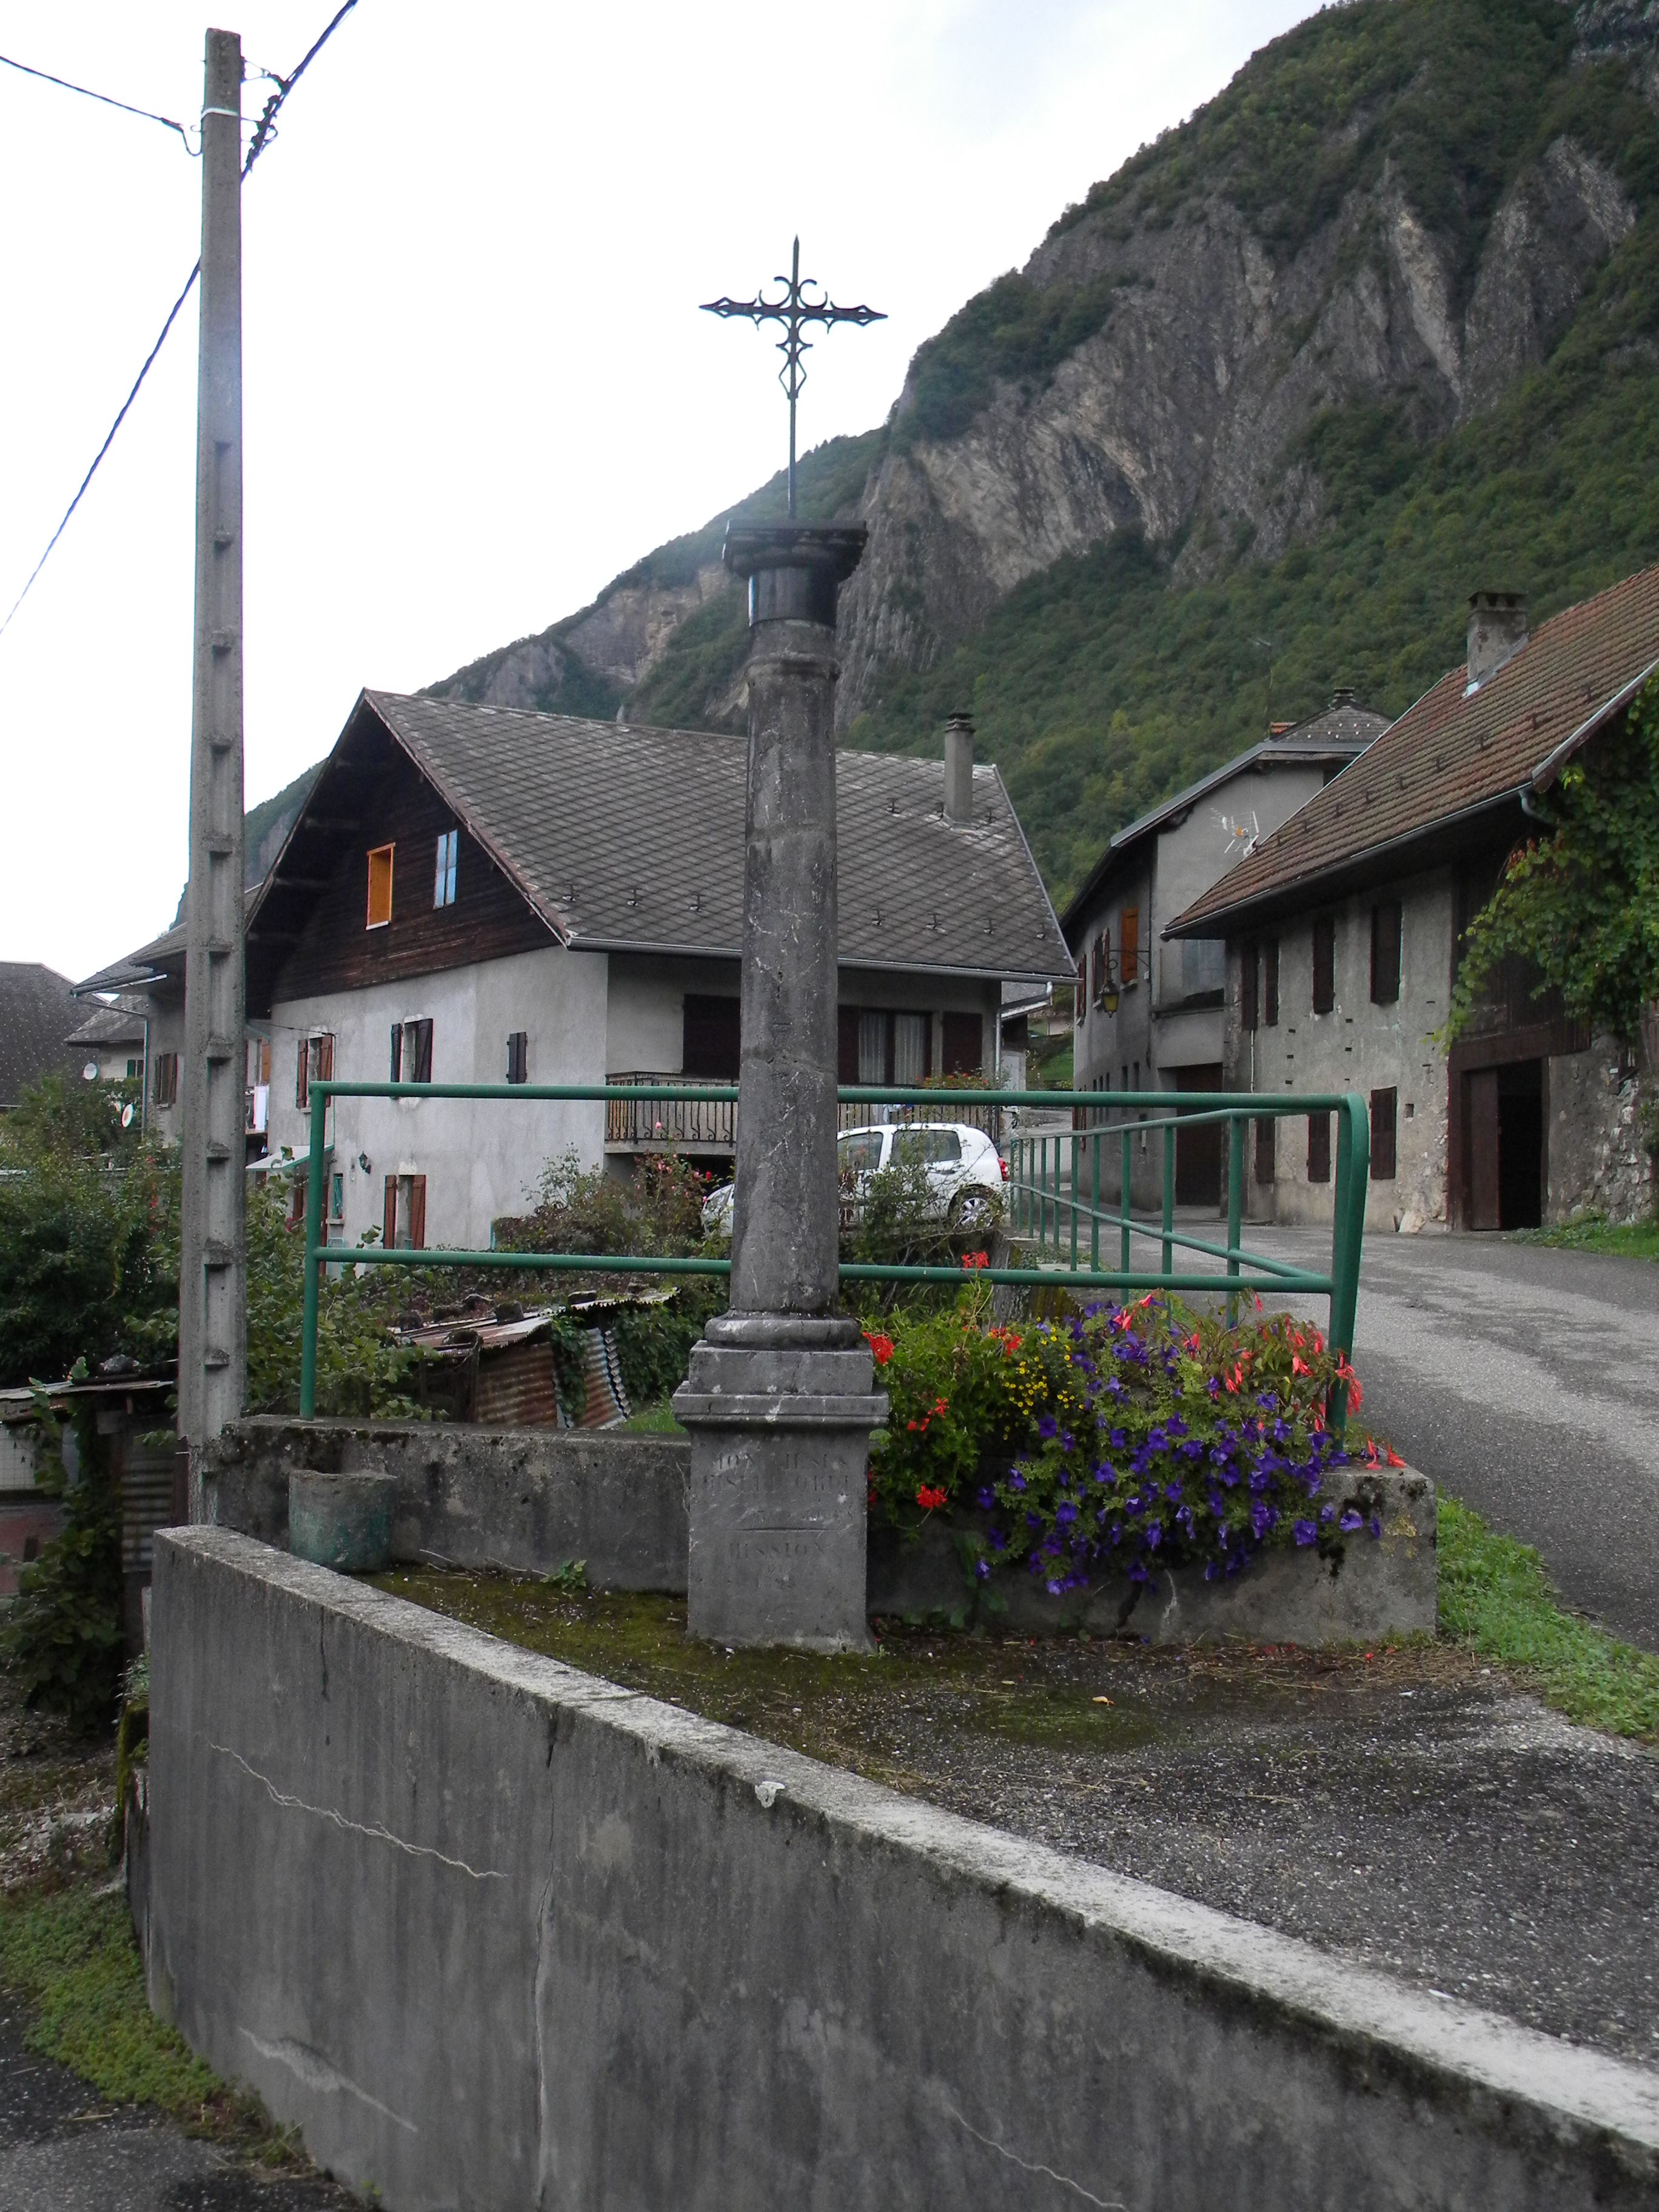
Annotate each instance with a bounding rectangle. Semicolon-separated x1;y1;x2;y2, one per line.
2;1403;125;1734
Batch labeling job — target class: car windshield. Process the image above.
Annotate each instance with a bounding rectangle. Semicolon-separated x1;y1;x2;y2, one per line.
837;1131;884;1175
891;1128;961;1168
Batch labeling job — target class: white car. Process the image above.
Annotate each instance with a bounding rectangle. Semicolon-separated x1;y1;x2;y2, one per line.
700;1121;1007;1237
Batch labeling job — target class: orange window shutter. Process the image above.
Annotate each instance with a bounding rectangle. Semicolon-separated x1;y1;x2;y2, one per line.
1122;905;1139;974
408;1175;427;1252
317;1033;334;1081
383;1176;398;1248
366;844;394;928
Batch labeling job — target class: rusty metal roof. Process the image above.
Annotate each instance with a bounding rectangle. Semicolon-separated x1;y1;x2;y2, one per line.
1168;565;1659;936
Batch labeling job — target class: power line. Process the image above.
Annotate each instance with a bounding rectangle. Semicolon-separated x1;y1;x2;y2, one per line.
0;1;360;645
0;50;195;150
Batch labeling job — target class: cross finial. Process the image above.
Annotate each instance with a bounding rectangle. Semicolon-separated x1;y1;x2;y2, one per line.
702;238;885;519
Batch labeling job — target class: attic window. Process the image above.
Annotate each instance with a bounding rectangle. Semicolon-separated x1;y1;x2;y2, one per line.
366;844;394;929
434;828;458;909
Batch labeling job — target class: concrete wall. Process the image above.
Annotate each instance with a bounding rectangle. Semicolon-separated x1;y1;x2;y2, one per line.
203;1418;1436;1646
147;1527;1659;2212
267;945;610;1248
1228;870;1454;1233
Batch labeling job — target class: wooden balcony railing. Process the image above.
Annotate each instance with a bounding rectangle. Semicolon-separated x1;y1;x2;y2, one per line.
605;1074;1004;1151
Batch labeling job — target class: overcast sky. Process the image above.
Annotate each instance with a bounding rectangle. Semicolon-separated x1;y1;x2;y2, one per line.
0;0;1316;982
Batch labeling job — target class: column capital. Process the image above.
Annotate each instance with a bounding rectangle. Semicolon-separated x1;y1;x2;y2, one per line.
723;522;868;628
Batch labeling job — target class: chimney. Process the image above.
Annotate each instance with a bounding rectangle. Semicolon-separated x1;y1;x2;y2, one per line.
1330;686;1355;708
1466;591;1528;692
944;712;974;823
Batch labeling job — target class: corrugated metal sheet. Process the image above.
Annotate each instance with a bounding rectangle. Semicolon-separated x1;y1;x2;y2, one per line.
473;1339;565;1429
122;1443;179;1575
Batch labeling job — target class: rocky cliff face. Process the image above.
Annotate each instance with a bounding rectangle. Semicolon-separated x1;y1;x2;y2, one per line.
433;0;1657;743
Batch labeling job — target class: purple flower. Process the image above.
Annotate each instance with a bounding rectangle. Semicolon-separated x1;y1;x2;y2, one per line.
1056;1502;1078;1526
1319;1505;1336;1524
1339;1509;1363;1533
1369;1515;1382;1539
1167;1416;1189;1438
977;1487;995;1509
1109;1428;1127;1449
1010;1472;1027;1493
1293;1520;1318;1546
1037;1415;1058;1440
1164;1482;1183;1503
975;1558;990;1579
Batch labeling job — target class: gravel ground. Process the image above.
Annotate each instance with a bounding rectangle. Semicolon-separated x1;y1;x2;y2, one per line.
386;1573;1659;2070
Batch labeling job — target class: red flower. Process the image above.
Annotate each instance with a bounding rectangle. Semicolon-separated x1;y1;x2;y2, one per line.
916;1486;948;1511
864;1332;894;1366
961;1250;989;1270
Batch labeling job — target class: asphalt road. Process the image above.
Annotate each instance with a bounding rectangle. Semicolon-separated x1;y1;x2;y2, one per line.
1248;1227;1659;1654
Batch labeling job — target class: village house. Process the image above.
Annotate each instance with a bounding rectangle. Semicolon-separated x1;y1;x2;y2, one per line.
1061;692;1387;1206
1167;569;1659;1232
0;964;81;1110
81;694;1069;1249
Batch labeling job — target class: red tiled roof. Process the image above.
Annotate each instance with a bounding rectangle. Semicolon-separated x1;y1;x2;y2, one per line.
1170;565;1659;934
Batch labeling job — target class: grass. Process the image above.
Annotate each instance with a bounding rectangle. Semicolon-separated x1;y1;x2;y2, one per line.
1512;1213;1659;1260
621;1396;686;1435
0;1885;225;2117
1436;1493;1659;1740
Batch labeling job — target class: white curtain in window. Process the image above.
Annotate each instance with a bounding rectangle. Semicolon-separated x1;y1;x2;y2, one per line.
858;1011;886;1083
893;1013;928;1086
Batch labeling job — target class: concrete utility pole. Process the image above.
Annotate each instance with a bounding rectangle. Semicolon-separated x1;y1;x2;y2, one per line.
674;523;886;1649
179;27;246;1498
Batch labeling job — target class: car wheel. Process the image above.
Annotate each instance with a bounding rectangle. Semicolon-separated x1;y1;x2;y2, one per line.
952;1189;996;1232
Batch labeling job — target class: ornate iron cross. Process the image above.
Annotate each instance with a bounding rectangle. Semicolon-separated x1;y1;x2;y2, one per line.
702;238;885;519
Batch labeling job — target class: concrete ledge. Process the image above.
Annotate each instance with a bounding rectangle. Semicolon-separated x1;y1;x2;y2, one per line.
149;1527;1658;2211
206;1419;1435;1645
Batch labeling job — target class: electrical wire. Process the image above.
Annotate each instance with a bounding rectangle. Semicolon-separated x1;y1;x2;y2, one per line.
0;50;195;149
0;1;360;645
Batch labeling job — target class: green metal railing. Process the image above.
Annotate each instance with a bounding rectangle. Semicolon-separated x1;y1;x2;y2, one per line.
298;1081;1369;1424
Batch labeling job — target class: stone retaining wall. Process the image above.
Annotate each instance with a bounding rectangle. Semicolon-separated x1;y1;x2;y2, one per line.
145;1529;1658;2212
202;1417;1436;1644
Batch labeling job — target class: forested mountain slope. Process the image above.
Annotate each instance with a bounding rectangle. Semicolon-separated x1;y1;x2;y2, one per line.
431;0;1659;906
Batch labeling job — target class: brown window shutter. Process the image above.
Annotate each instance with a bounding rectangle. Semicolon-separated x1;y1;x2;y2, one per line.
1262;939;1279;1028
415;1020;434;1084
1312;915;1335;1014
837;1006;860;1085
1371;1087;1398;1179
296;1038;309;1109
1121;905;1139;978
1254;1116;1275;1186
390;1025;403;1082
942;1010;980;1076
1240;945;1258;1034
317;1033;334;1081
1307;1110;1332;1184
383;1176;397;1248
408;1175;427;1252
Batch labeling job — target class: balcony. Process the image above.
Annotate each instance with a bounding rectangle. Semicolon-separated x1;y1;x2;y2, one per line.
605;1074;1005;1155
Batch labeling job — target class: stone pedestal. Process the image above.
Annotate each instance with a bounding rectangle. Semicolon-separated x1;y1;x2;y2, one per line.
674;523;885;1651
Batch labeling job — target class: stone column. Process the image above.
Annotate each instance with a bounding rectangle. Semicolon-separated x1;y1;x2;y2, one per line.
673;523;886;1651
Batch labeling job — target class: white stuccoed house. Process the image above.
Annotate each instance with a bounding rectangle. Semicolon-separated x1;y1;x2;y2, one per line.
81;694;1070;1249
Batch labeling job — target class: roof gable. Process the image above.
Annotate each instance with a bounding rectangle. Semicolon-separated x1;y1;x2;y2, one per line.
1171;566;1659;935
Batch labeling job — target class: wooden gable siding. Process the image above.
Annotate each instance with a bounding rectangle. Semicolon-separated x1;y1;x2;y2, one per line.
270;742;552;1002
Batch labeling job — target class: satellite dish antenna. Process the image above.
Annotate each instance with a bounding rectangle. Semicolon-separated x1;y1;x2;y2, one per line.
120;1104;136;1129
81;1061;99;1082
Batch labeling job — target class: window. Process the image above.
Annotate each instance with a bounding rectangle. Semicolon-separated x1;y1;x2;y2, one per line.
841;1009;933;1085
366;843;394;929
1370;900;1402;1005
1241;945;1259;1034
383;1173;427;1251
1120;903;1140;984
1091;930;1110;1007
1262;938;1279;1028
892;1127;961;1168
295;1032;333;1109
684;996;741;1079
1312;914;1336;1014
941;1011;982;1076
1307;1110;1332;1184
329;1171;344;1222
390;1019;432;1084
434;828;458;909
1371;1087;1398;1179
152;1051;179;1108
1255;1116;1276;1187
126;1057;142;1080
506;1030;529;1085
837;1131;884;1176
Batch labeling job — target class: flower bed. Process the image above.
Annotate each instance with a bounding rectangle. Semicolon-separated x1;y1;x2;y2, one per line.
865;1291;1399;1602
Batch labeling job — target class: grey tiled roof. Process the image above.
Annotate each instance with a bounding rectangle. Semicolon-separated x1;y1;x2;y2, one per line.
0;964;79;1106
363;692;1070;982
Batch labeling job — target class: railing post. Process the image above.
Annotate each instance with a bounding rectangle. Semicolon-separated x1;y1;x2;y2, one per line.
1226;1111;1244;1327
1327;1091;1370;1432
1161;1121;1175;1280
1090;1127;1099;1271
298;1079;326;1418
1069;1126;1079;1269
1119;1125;1131;1270
1040;1135;1049;1248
